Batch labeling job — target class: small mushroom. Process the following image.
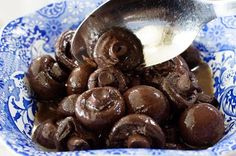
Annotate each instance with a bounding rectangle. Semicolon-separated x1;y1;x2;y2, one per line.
161;72;199;109
93;27;144;71
107;114;165;148
179;103;225;148
55;30;79;72
57;94;79;116
124;85;169;123
75;87;126;130
88;67;128;93
33;120;57;149
66;59;96;95
27;55;66;101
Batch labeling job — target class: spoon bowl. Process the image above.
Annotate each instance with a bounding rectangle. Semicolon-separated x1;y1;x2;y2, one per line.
71;0;236;67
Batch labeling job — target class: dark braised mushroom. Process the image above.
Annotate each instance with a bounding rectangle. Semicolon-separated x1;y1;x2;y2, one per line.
124;85;169;123
181;46;201;70
55;116;96;150
55;117;76;150
67;136;90;151
107;114;165;148
88;67;128;93
57;94;79;117
161;72;200;109
27;55;66;101
93;27;144;71
33;120;57;149
179;103;225;148
66;60;96;95
142;56;189;87
75;87;126;130
55;30;79;72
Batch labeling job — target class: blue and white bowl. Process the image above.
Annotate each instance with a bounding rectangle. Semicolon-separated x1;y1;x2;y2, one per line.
0;0;236;155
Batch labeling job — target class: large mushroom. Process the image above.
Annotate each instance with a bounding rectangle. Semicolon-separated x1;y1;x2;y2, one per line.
107;114;166;148
93;27;144;71
27;55;66;101
75;87;126;130
88;66;128;93
124;85;169;123
179;103;225;148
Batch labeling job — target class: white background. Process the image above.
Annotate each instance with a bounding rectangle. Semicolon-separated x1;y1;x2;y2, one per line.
0;0;58;27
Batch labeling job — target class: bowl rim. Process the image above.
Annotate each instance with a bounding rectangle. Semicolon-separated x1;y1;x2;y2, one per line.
0;0;235;156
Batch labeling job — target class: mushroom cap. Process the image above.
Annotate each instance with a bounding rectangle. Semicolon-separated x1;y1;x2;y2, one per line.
124;85;169;123
93;27;144;71
88;67;128;93
107;114;166;148
27;55;66;101
66;62;95;95
179;103;225;148
75;87;126;130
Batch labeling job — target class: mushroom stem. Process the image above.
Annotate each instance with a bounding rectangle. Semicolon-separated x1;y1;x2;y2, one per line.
67;136;90;151
127;134;151;148
110;41;128;58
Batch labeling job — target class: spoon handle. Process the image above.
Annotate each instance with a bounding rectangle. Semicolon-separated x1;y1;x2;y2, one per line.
208;0;236;17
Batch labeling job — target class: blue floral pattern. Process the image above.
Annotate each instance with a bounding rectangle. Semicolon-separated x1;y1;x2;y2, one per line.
0;0;236;156
37;2;67;18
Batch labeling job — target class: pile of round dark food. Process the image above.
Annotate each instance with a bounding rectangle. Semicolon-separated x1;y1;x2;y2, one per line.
28;27;225;151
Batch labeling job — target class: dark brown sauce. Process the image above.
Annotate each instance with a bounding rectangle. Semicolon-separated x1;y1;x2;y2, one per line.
32;103;60;135
192;62;214;96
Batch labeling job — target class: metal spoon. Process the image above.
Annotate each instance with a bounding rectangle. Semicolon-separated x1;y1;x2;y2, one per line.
71;0;236;67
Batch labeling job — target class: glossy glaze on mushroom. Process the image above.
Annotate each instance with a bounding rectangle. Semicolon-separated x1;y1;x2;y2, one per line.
29;27;225;151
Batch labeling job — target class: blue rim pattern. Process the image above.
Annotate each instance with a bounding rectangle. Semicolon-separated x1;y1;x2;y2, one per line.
0;0;236;155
